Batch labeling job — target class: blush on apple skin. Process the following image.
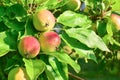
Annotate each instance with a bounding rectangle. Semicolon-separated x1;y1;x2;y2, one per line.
18;36;40;58
38;31;61;52
111;13;120;30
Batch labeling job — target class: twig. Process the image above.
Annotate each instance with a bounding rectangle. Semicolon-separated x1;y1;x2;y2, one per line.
68;72;85;80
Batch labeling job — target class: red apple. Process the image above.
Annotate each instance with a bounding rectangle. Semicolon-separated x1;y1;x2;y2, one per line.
38;31;61;52
8;67;30;80
33;9;56;31
18;36;40;58
111;13;120;30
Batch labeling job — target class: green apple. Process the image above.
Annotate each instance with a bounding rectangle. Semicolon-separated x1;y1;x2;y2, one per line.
63;0;81;11
8;67;30;80
111;13;120;30
38;31;61;52
33;9;56;31
18;36;40;58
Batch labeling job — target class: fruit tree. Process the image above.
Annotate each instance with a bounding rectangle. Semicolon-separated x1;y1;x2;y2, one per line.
0;0;120;80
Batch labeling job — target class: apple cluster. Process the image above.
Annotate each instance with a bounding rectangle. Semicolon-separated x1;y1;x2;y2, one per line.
8;1;84;79
18;9;61;59
10;1;85;78
17;0;84;59
9;9;61;80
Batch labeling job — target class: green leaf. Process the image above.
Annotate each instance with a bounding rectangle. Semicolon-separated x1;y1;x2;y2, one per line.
54;0;68;8
75;48;97;62
57;11;92;28
24;17;37;36
0;22;8;32
0;6;6;22
43;0;67;10
112;0;120;12
97;20;107;37
49;57;68;80
65;28;110;52
60;32;97;62
23;58;46;80
42;52;80;73
2;0;22;5
6;4;27;20
3;18;25;31
106;19;115;45
0;30;18;57
0;6;6;17
107;19;114;37
45;66;55;80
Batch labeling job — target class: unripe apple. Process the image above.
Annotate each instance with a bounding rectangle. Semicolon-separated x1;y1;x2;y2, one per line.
18;36;40;58
63;0;81;11
33;9;56;31
38;31;61;52
8;67;30;80
111;13;120;30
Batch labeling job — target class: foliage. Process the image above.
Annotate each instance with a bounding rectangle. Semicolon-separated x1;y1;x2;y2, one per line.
0;0;120;80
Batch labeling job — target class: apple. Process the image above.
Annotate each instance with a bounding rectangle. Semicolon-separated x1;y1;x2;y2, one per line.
33;9;56;31
63;0;81;11
111;13;120;30
8;67;30;80
18;36;40;58
38;31;61;52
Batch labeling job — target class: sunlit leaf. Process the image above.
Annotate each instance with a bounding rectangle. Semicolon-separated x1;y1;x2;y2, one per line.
3;18;25;31
112;0;120;12
44;0;68;9
23;58;46;80
57;11;92;28
49;57;68;80
61;32;97;62
65;28;110;52
45;65;55;80
42;52;80;73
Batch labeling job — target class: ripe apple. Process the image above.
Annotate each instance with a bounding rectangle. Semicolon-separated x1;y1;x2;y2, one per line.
38;31;61;52
18;36;40;58
33;9;56;31
111;13;120;30
8;67;30;80
63;0;81;11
